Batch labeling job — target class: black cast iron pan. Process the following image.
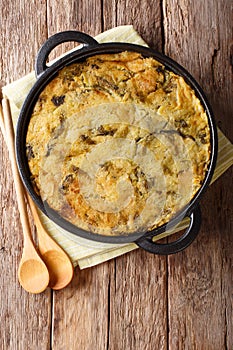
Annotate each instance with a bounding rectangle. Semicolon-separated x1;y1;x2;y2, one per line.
16;31;218;254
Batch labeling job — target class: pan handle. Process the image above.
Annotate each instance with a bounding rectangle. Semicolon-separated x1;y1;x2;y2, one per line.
136;204;201;255
35;31;98;77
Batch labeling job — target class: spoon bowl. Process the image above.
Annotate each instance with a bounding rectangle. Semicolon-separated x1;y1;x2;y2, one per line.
41;250;74;289
1;98;50;293
18;255;50;294
27;195;74;290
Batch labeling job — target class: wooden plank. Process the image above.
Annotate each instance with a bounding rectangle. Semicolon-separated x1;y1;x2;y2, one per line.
46;0;102;62
46;2;112;350
0;2;48;82
49;1;168;348
214;3;233;348
0;1;52;350
108;250;168;350
102;2;168;349
103;0;163;50
52;264;112;349
47;0;102;36
163;0;233;348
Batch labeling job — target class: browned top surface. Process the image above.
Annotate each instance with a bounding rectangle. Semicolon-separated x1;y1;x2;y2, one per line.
0;1;232;349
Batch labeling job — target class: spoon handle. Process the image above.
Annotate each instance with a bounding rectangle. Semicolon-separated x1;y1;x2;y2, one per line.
1;98;33;248
26;193;44;231
26;192;54;253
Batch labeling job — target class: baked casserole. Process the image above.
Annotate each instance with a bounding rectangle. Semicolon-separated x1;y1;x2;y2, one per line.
26;51;211;235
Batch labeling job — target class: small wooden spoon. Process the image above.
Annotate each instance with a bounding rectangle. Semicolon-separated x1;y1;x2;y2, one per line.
1;98;50;294
26;195;74;290
1;98;74;290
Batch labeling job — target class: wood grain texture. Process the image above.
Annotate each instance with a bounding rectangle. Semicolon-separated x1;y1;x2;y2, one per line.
108;250;167;350
163;0;233;349
105;3;168;349
46;3;111;350
0;1;48;82
0;1;51;350
46;0;102;61
0;0;232;349
52;264;111;349
103;0;163;50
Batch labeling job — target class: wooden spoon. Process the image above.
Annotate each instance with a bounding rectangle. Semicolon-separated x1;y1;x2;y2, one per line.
26;195;74;290
1;98;50;294
1;98;74;290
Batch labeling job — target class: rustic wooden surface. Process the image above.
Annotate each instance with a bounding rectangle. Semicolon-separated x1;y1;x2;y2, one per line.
0;0;232;349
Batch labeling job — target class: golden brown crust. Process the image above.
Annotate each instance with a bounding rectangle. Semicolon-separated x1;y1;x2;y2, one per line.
26;51;211;235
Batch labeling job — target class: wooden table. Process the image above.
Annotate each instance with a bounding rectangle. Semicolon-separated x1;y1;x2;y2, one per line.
0;1;232;349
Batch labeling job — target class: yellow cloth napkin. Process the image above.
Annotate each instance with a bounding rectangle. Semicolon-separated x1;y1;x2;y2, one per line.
3;25;233;269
